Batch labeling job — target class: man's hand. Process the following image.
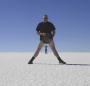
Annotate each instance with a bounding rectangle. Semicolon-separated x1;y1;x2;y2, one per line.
39;33;46;36
37;32;45;36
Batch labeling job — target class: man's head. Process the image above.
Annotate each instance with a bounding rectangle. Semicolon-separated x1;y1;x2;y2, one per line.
43;15;48;22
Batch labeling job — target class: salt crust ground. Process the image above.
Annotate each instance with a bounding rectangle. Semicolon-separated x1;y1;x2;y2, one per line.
0;52;90;86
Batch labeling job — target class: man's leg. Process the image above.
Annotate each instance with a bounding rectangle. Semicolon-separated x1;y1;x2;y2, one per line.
49;40;66;64
28;41;44;64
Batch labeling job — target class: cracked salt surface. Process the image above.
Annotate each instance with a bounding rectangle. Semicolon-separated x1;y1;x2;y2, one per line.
0;52;90;86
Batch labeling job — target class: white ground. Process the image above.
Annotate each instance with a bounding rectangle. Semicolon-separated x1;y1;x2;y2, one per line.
0;52;90;86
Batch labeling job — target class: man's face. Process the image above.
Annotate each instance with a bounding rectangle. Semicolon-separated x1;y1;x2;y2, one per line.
43;16;48;22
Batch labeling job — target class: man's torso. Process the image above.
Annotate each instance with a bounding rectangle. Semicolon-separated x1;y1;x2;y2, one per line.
36;21;55;43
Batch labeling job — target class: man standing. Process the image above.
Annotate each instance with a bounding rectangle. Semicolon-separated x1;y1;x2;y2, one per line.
28;15;66;64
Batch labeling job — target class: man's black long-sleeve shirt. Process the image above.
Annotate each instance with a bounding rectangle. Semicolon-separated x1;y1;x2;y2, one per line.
36;21;56;34
36;21;56;42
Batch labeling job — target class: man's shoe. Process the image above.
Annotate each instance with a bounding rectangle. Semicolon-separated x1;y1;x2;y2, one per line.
57;56;66;64
28;60;33;64
59;60;66;64
28;56;35;64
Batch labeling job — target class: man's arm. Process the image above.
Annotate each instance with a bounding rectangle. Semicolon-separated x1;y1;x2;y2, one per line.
51;30;55;37
50;22;56;37
36;22;46;36
36;23;41;35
